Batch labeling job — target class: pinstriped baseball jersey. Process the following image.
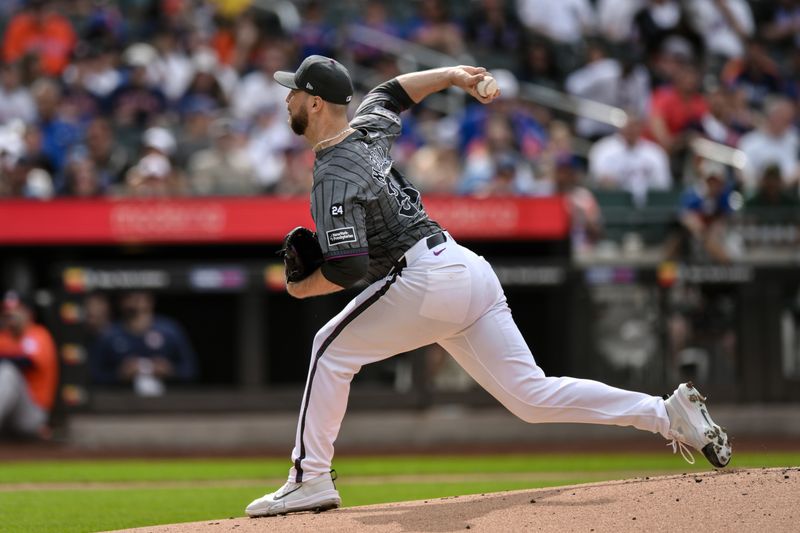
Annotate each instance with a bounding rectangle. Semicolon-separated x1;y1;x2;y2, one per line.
311;81;441;283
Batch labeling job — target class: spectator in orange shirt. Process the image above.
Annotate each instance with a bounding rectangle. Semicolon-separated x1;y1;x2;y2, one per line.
0;290;58;440
2;0;77;77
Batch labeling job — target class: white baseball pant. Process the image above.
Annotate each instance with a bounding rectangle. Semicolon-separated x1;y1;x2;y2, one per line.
289;233;671;481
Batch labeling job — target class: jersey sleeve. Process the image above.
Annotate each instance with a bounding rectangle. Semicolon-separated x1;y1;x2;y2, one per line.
312;176;369;259
350;79;414;142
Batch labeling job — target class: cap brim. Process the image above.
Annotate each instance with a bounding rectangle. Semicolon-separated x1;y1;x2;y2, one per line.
273;71;298;90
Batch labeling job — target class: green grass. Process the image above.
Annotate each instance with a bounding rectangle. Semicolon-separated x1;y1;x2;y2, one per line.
1;452;798;533
3;451;799;484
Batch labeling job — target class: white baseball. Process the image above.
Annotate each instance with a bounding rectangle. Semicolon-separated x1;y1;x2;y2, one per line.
476;76;497;98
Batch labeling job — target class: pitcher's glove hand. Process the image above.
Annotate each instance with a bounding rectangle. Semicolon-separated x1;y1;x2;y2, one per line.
278;226;324;282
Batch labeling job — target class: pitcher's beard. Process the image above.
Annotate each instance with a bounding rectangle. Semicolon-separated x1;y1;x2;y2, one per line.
290;108;308;135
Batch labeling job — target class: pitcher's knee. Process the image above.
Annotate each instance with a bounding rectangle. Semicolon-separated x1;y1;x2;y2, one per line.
316;349;361;378
502;376;557;423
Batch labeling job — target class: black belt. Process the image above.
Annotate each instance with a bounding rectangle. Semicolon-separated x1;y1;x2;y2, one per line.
425;231;447;249
389;232;447;277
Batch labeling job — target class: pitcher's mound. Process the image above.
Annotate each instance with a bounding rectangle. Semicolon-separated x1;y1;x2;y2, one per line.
111;467;798;532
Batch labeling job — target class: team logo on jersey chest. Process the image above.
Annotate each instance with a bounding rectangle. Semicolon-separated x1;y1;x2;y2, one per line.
365;145;423;219
366;145;392;185
327;227;357;246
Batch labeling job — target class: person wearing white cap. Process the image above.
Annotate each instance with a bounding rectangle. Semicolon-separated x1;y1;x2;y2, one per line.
142;127;176;157
123;152;174;197
107;44;167;135
121;126;179;197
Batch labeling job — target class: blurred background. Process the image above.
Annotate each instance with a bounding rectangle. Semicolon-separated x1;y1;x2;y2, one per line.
0;0;798;451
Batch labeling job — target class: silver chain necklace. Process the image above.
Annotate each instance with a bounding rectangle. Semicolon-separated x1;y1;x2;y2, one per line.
313;126;354;152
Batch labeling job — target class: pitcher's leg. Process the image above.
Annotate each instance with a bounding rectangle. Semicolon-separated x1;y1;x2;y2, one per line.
288;278;396;482
288;270;455;482
289;330;357;482
245;276;408;518
439;303;671;437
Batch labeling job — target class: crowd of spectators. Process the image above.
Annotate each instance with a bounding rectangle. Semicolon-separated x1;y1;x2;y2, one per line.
4;0;800;419
0;1;798;241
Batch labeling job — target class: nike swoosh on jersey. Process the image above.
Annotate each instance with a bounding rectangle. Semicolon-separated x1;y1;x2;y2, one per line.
433;248;446;256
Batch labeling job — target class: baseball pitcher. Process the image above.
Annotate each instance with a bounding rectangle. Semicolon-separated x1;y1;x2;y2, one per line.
245;55;731;517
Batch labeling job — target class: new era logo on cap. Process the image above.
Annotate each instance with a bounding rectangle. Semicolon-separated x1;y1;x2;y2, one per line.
273;55;354;105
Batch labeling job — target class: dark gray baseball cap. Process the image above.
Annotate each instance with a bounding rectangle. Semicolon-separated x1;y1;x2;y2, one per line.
274;55;354;105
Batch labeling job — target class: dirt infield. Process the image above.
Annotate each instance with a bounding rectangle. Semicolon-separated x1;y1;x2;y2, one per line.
109;467;798;533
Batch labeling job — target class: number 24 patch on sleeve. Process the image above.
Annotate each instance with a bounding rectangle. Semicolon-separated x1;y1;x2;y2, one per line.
327;227;357;246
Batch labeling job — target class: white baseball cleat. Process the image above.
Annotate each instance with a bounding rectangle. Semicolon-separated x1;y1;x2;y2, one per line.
246;471;341;517
664;382;732;468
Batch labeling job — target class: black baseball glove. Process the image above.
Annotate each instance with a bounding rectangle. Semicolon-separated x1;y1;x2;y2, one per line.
278;226;324;282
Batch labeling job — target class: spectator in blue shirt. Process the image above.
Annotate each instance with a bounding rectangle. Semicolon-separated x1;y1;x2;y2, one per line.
667;160;738;263
91;291;197;396
30;78;82;189
680;163;734;222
